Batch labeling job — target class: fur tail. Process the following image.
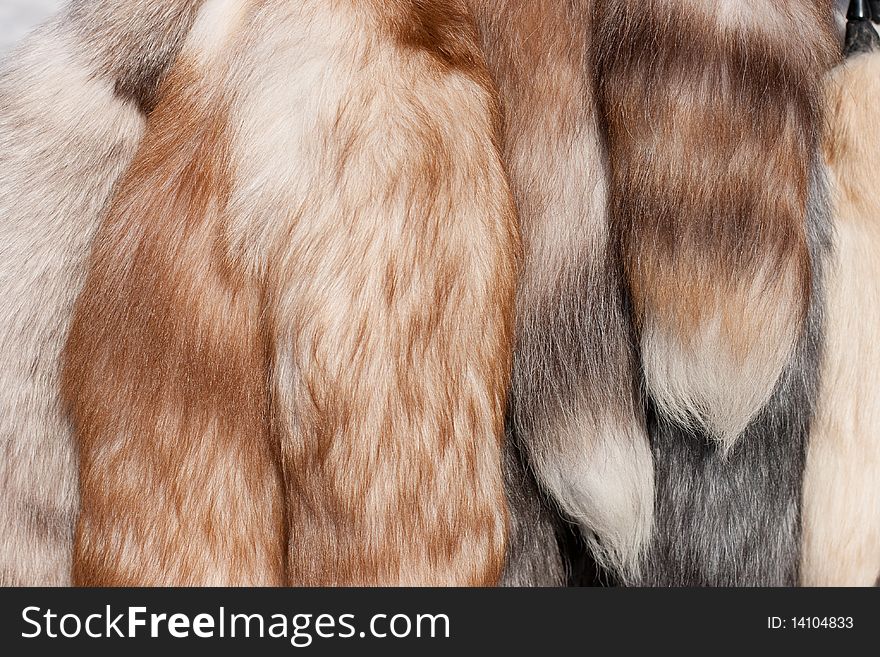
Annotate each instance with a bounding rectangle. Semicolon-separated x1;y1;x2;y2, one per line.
802;21;880;586
262;0;516;585
65;0;517;585
595;0;838;447
62;1;286;586
472;0;654;583
640;157;831;585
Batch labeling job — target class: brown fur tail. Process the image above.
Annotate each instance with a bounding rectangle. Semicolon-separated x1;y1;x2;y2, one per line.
595;0;838;447
62;62;286;585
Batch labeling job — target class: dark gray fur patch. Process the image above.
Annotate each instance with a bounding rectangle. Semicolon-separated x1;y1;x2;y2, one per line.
500;428;568;587
508;247;640;447
504;245;646;585
500;426;614;587
65;0;205;114
634;160;832;586
845;21;880;57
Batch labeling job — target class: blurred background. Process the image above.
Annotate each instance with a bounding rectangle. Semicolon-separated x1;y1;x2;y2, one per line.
0;0;62;55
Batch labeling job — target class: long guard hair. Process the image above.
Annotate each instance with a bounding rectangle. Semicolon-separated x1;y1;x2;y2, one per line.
0;0;205;586
471;0;654;584
594;0;838;585
499;427;568;586
802;5;880;586
641;162;831;585
595;0;838;447
62;0;518;585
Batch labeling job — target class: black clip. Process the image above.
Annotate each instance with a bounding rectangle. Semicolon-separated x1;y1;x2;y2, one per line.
848;0;873;21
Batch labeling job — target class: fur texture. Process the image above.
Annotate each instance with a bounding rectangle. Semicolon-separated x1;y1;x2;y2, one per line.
470;0;654;582
802;48;880;587
639;158;832;587
499;428;567;587
63;0;517;586
0;0;203;587
595;0;838;447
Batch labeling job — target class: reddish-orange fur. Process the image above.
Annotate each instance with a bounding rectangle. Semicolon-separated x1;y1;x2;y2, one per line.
63;65;285;585
63;0;516;586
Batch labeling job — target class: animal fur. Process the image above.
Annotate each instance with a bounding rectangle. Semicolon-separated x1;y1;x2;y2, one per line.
0;0;204;587
62;0;517;586
640;159;831;585
592;0;839;585
499;428;567;587
802;43;880;587
594;0;839;447
470;0;654;583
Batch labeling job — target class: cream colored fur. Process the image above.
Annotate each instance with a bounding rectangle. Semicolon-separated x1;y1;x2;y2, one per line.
802;51;880;587
0;21;143;586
